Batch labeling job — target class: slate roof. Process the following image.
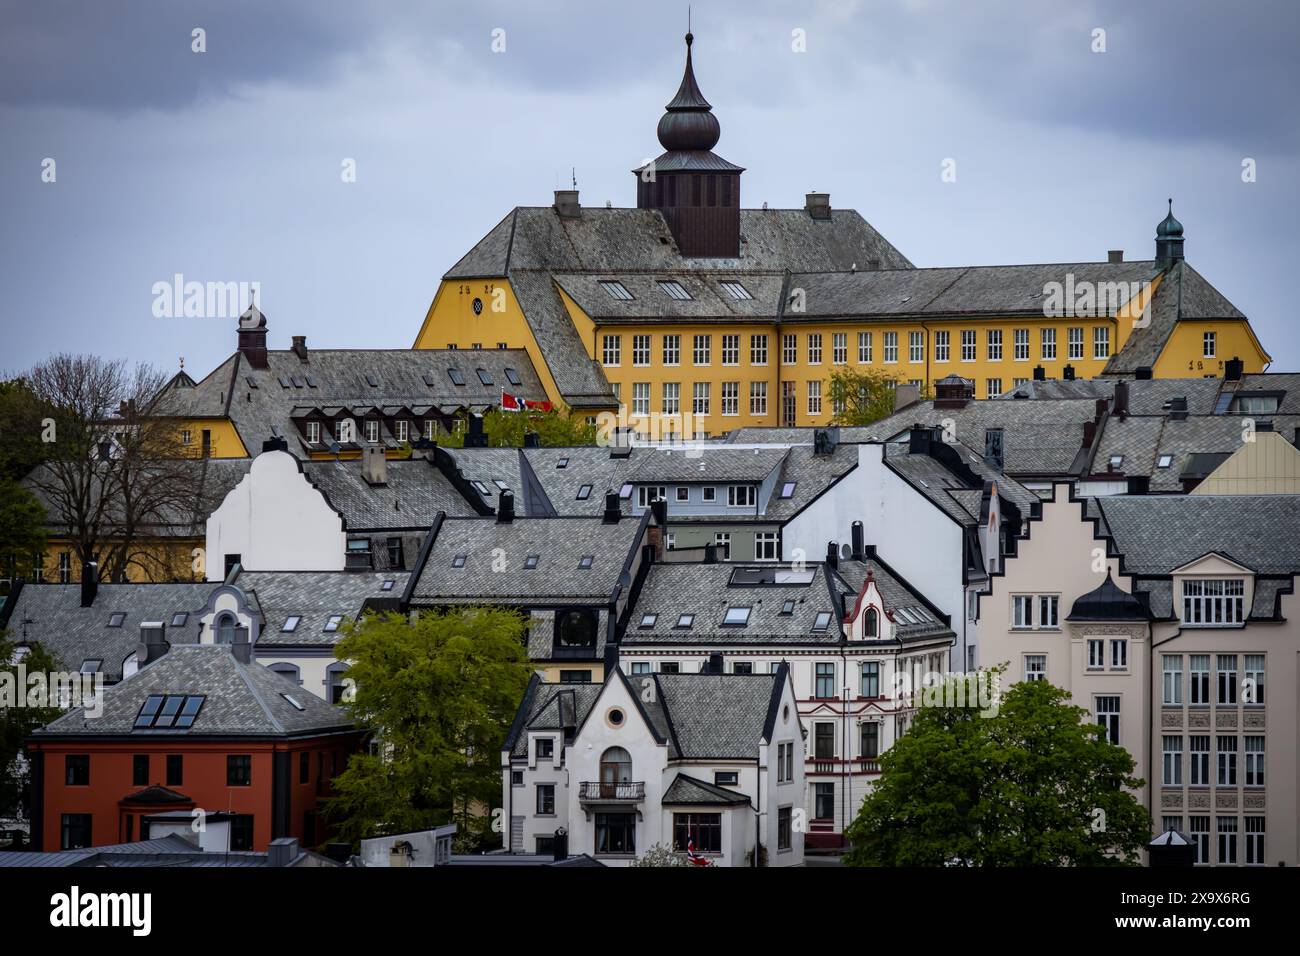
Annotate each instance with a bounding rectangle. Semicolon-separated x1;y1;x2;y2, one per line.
2;582;210;682
409;515;646;604
868;399;1104;477
649;672;784;759
232;569;410;646
1091;415;1300;491
156;347;547;456
505;679;603;757
881;441;1040;524
301;458;478;527
620;562;842;646
623;445;789;484
1095;495;1300;576
784;260;1158;320
34;644;353;738
832;558;955;642
521;446;637;517
445;207;913;278
553;272;785;323
0;834;330;868
662;773;751;806
1104;261;1253;375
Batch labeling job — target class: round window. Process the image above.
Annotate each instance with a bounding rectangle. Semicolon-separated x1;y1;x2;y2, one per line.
782;704;790;722
472;297;484;315
606;707;625;728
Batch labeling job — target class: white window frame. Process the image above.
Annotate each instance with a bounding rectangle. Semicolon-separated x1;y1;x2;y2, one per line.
603;334;621;366
934;329;950;363
632;335;651;366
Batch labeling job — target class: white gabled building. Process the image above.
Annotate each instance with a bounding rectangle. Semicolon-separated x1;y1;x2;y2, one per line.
616;541;955;847
501;666;805;867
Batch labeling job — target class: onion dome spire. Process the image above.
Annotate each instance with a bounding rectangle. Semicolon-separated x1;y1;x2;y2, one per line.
1156;198;1184;239
657;33;721;151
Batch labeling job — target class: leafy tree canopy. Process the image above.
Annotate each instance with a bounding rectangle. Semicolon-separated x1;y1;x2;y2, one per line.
438;408;596;448
844;676;1149;866
827;367;930;427
0;639;64;819
322;608;535;849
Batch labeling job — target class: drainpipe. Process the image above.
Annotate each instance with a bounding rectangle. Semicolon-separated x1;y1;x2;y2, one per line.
841;648;850;846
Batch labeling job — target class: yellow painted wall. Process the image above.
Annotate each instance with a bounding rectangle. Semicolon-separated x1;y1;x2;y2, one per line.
35;537;205;584
173;419;248;458
536;663;605;683
412;278;582;415
1152;319;1270;378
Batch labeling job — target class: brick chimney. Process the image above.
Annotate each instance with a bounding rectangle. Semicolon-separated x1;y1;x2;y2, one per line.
805;192;832;221
361;445;388;486
291;335;309;362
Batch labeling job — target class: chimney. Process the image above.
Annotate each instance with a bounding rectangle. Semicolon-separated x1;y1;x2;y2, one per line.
80;561;98;607
137;621;169;667
362;445;388;486
805;192;832;221
825;541;839;570
703;543;718;564
554;189;581;219
934;376;974;409
1225;357;1244;382
893;382;920;412
291;336;308;362
1255;419;1274;433
1113;381;1130;419
262;436;289;454
1135;366;1154;381
850;521;865;561
552;828;568;863
1167;397;1188;421
268;837;299;868
1063;364;1076;381
237;303;269;370
1033;365;1046;382
1126;476;1150;495
706;652;725;674
231;625;253;664
98;440;112;462
984;428;1004;471
523;432;540;448
497;489;515;523
647;499;667;560
464;414;488;448
1082;420;1098;449
1108;250;1124;264
602;491;621;523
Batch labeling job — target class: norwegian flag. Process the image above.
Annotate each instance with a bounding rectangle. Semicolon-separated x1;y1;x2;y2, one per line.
686;837;711;866
501;389;553;413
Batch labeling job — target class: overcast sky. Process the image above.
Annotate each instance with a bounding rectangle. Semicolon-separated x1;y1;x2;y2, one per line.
3;0;1298;378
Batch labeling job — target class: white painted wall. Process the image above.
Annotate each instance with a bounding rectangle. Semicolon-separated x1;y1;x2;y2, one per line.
205;450;346;579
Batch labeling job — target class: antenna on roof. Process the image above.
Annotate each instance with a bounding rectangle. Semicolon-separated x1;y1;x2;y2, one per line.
571;167;577;189
179;356;185;370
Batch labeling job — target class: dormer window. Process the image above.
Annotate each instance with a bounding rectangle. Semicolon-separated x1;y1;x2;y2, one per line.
365;420;380;444
1183;579;1245;626
864;608;878;638
306;421;321;444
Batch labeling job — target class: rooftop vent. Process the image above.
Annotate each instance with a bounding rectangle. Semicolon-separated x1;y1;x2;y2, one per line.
291;336;308;362
554;189;581;219
1108;250;1124;263
362;445;388;486
805;192;831;221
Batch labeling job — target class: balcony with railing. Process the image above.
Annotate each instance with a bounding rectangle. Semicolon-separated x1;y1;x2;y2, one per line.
807;756;880;775
578;781;645;802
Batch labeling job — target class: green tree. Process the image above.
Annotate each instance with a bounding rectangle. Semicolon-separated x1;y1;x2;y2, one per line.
322;609;534;848
826;367;930;427
439;408;597;447
0;378;48;483
844;676;1149;866
0;479;46;593
0;639;64;819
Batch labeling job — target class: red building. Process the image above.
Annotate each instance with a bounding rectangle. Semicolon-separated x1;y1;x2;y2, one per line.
27;639;362;852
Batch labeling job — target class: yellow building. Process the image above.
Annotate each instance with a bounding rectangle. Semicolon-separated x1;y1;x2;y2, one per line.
414;35;1270;435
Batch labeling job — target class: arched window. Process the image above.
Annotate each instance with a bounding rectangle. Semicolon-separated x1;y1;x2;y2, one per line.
269;663;301;686
864;607;878;638
555;609;597;649
599;746;632;797
215;612;237;645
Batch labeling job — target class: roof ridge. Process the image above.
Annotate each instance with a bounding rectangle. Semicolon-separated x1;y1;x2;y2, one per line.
229;654;286;734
